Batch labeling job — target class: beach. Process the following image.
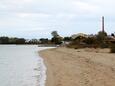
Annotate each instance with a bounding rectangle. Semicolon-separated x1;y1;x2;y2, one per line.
39;47;115;86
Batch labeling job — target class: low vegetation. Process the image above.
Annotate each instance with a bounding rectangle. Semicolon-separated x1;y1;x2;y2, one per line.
110;44;115;53
0;31;115;53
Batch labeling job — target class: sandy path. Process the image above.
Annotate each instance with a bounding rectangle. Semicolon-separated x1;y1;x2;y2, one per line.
39;47;115;86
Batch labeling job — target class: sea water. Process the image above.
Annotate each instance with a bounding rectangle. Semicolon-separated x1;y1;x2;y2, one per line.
0;45;50;86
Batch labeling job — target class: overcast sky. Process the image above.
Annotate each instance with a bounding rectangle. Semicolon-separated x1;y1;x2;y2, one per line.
0;0;115;39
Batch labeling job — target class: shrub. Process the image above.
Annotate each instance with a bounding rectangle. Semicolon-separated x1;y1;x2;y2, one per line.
110;44;115;53
83;37;97;45
96;31;107;43
100;43;109;48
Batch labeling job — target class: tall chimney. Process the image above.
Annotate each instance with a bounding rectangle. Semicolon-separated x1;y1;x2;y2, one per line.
102;16;104;33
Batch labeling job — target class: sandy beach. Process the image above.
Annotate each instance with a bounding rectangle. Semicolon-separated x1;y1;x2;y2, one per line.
39;47;115;86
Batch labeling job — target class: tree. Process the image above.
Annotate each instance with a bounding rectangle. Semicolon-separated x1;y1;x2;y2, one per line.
97;31;107;42
72;35;86;44
51;36;63;44
111;33;115;37
110;44;115;53
0;36;9;44
51;31;59;37
96;31;108;48
51;31;63;44
83;37;97;45
9;37;18;44
39;38;48;44
29;39;39;44
16;38;26;44
63;37;72;42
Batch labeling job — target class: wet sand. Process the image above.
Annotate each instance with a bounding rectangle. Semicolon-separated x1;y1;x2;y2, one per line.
39;47;115;86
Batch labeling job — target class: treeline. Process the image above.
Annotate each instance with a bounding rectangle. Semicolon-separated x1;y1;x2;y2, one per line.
0;37;26;44
68;31;115;48
66;31;115;53
0;31;115;46
0;37;51;44
0;31;115;53
0;36;70;45
0;31;71;44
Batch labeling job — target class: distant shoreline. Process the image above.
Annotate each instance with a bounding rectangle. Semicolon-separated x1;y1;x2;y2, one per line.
38;44;59;47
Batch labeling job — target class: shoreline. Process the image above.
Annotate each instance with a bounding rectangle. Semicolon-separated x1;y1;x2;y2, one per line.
42;55;54;86
39;49;55;86
37;54;47;86
39;47;115;86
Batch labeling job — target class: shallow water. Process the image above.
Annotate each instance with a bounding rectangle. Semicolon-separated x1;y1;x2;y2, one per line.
0;45;49;86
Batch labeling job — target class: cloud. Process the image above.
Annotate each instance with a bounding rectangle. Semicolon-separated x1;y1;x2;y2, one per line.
76;0;115;16
72;1;99;14
16;12;51;18
0;0;115;38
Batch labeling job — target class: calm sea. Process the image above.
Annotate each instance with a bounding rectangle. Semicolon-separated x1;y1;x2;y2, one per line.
0;45;49;86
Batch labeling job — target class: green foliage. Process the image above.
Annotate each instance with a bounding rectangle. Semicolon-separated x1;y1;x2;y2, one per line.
9;38;18;44
51;31;63;44
111;33;115;37
70;36;85;45
96;31;107;42
16;38;26;44
51;31;59;37
0;37;26;44
100;43;109;48
110;44;115;53
28;39;39;44
63;37;72;42
39;38;48;44
0;36;9;44
51;37;63;44
83;37;97;45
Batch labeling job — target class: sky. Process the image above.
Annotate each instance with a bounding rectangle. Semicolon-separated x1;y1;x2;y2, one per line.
0;0;115;39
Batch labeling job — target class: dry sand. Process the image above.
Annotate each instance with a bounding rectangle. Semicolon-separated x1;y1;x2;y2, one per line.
39;47;115;86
